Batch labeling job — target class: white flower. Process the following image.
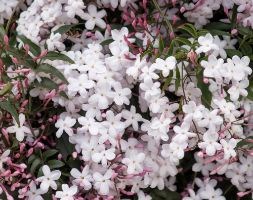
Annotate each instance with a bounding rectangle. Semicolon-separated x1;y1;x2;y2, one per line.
220;138;237;160
55;184;77;200
122;106;143;130
6;113;31;142
199;183;225;200
93;169;114;195
196;33;219;54
141;116;171;141
122;151;145;174
226;163;246;187
198;132;222;156
197;109;223;131
126;54;146;80
92;147;116;166
109;27;135;52
231;56;252;77
55;116;76;138
200;55;224;79
228;80;249;101
137;191;152;200
211;35;227;59
140;77;161;100
0;1;18;18
88;81;113;109
111;82;131;106
36;165;61;192
192;153;215;176
67;74;94;97
152;56;176;77
101;110;125;136
82;4;106;30
80;136;103;161
65;0;86;18
46;32;65;51
173;123;196;141
78;116;100;135
70;166;93;190
183;189;201;200
25;181;45;200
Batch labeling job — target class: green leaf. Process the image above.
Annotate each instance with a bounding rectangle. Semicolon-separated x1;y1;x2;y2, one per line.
174;37;192;46
167;40;175;56
42;52;74;64
0;83;12;96
37;64;67;83
175;67;180;92
240;43;252;56
59;91;69;99
247;76;253;100
43;149;59;161
67;157;82;168
47;160;65;169
150;188;180;200
205;22;231;31
236;136;253;149
179;23;198;38
196;68;212;109
7;47;37;69
231;5;238;28
56;133;74;160
100;39;114;46
225;49;243;58
158;36;165;54
209;30;230;36
28;155;37;165
36;77;58;90
54;24;77;34
238;26;253;36
0;100;19;125
37;166;44;177
30;158;42;174
18;35;41;56
0;25;5;40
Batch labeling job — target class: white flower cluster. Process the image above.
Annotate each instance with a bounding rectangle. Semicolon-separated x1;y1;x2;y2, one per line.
0;0;19;24
183;0;253;28
1;0;252;199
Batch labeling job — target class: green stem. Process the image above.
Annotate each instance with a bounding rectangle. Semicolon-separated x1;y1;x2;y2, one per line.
152;0;174;35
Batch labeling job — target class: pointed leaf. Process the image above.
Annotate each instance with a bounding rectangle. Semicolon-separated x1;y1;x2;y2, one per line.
30;158;42;174
42;52;74;64
18;35;41;56
0;100;19;125
36;77;58;90
43;149;59;161
47;160;65;169
37;64;67;83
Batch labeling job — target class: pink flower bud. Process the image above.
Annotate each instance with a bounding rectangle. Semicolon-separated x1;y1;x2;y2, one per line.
170;31;175;39
197;151;204;158
203;78;209;84
27;148;33;157
58;154;62;160
4;35;9;46
237;191;251;197
19;164;27;169
231;29;238;35
72;152;77;159
12;57;18;64
180;6;186;13
14;153;20;159
23;44;30;55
